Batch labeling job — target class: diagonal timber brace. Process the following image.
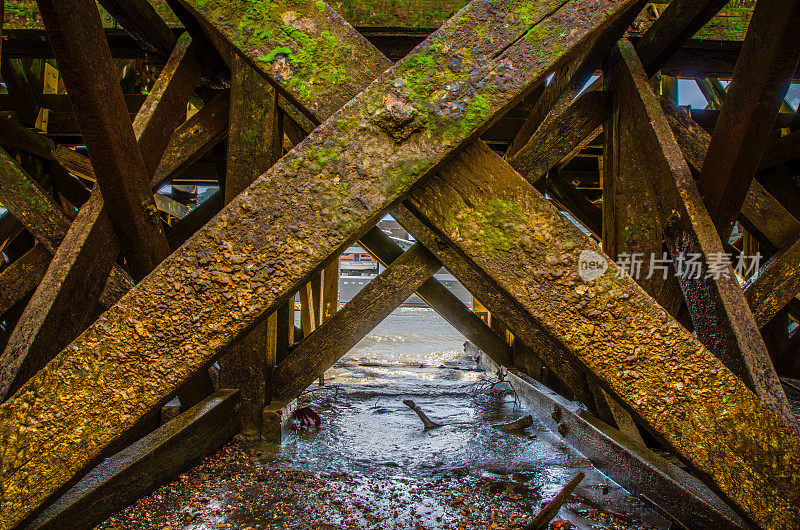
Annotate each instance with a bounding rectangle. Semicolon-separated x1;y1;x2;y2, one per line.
0;0;638;524
401;141;800;529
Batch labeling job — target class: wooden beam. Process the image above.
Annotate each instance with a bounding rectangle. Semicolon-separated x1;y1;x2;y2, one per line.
401;139;800;529
0;0;639;523
28;390;240;530
602;60;683;319
504;2;643;157
0;57;40;127
759;129;800;173
37;0;171;281
358;226;513;368
96;0;177;59
663;97;800;251
218;54;283;437
0;147;70;254
508;89;609;185
543;173;602;240
274;244;441;401
634;0;730;76
321;259;339;323
744;239;800;328
0;245;49;318
151;91;229;187
0;35;199;403
394;206;592;404
609;39;793;425
697;0;800;238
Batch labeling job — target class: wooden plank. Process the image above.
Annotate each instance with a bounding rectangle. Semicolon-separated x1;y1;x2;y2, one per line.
508;89;609;184
0;0;639;523
0;147;70;254
0;245;49;318
218;54;283;438
321;259;339;323
609;39;793;424
96;0;177;59
0;195;118;401
0;35;199;403
663;97;800;251
394;206;592;404
402;138;800;529
166;191;222;250
28;390;240;530
37;0;171;281
151;91;229;186
698;0;800;238
744;239;800;328
634;0;730;76
274;244;441;401
358;226;513;368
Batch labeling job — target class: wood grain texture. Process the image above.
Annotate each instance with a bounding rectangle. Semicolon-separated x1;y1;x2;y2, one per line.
403;139;800;529
0;0;637;524
608;39;792;425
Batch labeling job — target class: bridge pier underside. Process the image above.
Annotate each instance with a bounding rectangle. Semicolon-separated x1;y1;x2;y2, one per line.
1;0;800;528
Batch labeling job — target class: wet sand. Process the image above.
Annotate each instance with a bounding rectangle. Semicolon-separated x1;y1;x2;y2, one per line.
99;309;668;529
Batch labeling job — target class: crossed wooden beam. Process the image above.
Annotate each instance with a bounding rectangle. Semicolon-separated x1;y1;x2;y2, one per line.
1;0;800;528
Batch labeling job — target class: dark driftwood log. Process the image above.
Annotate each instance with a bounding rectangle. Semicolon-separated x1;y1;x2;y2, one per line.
525;471;585;530
492;414;533;432
403;400;442;431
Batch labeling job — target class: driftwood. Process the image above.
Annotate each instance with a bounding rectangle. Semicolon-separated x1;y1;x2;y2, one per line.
492;414;533;432
525;471;585;530
403;400;442;431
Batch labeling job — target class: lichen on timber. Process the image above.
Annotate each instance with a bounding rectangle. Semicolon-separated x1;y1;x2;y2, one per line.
186;0;354;101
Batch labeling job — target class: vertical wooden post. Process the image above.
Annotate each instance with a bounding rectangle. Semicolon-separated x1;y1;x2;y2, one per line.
322;260;340;323
218;55;282;438
472;296;489;323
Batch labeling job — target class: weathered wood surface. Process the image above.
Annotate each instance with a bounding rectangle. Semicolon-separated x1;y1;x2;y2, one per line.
27;390;241;530
274;244;441;401
602;63;682;316
1;0;637;524
663;97;800;252
394;205;592;404
0;245;50;318
401;139;800;528
508;89;609;184
608;39;793;424
744;239;800;328
96;0;177;59
634;0;730;76
0;35;199;403
543;173;602;239
0;195;118;401
151;91;230;187
358;226;513;368
37;0;170;281
218;54;283;437
697;0;800;238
